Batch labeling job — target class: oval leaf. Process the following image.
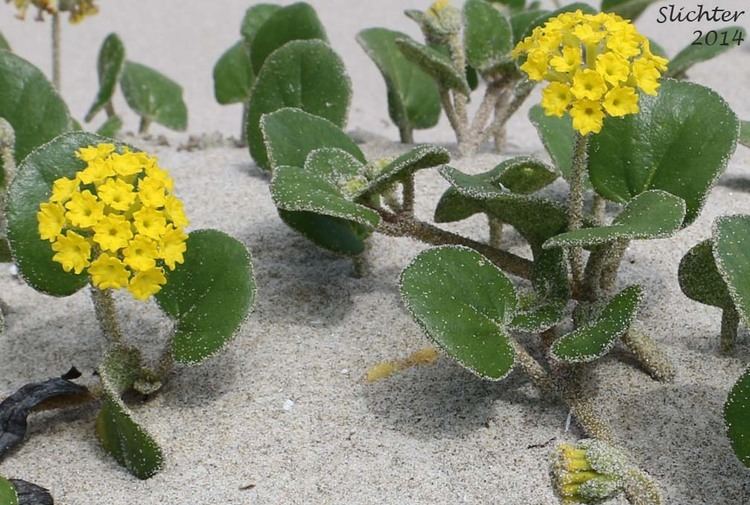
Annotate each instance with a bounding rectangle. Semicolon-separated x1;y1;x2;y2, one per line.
395;37;470;96
213;41;253;105
155;230;255;364
261;108;365;170
551;285;643;363
544;190;686;249
120;61;188;131
529;104;575;181
0;477;17;505
740;120;750;148
463;0;513;73
6;132;116;296
726;367;750;468
247;40;351;170
400;245;517;380
713;216;750;327
667;27;746;78
589;80;738;225
496;157;558;194
678;240;732;310
85;33;125;122
240;3;281;44
357;28;441;132
357;145;450;198
250;2;327;74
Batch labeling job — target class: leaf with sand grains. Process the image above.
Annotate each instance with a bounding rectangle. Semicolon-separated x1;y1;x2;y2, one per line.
120;61;188;132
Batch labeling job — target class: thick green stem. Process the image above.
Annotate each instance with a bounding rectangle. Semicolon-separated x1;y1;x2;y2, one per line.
621;329;675;382
51;12;61;90
592;194;606;225
599;240;628;294
721;307;740;354
401;176;415;216
398;123;414;144
104;101;116;118
568;133;590;292
90;287;124;345
447;34;469;144
138;116;151;135
582;246;609;301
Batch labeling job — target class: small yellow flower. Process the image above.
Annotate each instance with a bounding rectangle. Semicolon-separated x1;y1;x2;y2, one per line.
111;151;145;177
159;226;188;270
572;23;606;45
123;235;159;271
541;83;573;118
49;176;79;204
632;59;661;95
97;177;137;211
89;253;130;289
51;231;91;274
93;215;134;252
603;86;639;117
550;47;582;74
128;267;167;300
571;69;608;101
595;52;630;86
164;195;189;228
37;202;66;241
520;50;549;82
138;177;167;208
78;158;114;185
570;99;605;135
76;143;114;162
65;189;105;228
133;207;168;240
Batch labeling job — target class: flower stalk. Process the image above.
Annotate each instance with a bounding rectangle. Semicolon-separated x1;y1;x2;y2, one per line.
568;133;589;292
90;287;123;345
51;11;61;90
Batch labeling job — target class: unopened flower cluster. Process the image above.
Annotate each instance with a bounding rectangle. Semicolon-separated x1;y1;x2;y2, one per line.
7;0;98;23
37;144;188;300
513;10;668;135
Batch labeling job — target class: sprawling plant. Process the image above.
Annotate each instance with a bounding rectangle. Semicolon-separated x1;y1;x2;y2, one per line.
260;7;741;503
0;132;255;496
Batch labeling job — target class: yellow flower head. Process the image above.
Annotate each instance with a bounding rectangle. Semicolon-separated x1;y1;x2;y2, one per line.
38;143;189;300
513;10;667;135
8;0;98;23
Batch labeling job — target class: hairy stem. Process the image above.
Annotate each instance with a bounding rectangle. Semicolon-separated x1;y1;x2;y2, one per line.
461;81;505;156
492;91;509;152
398;122;414;144
90;287;124;345
622;329;675;382
598;240;628;293
447;33;469;145
401;176;415;216
623;467;664;505
582;246;608;301
440;89;463;143
51;12;61;90
238;102;249;147
488;215;504;249
567;133;589;292
0;118;15;186
592;194;606;225
721;307;740;354
482;79;534;149
138;116;152;135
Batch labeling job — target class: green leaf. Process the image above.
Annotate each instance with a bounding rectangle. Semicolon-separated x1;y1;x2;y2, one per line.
726;367;750;468
250;2;327;74
120;61;188;131
510;9;549;46
529;104;575;180
395;37;471;96
357;28;441;132
6;132;114;296
589;80;738;225
510;300;566;333
713;216;750;327
740;120;750;148
544;190;686;249
279;211;371;256
247;40;351;170
488;0;525;11
678;240;732;310
96;114;123;138
155;230;255;364
0;51;73;183
357;145;450;198
96;347;163;480
601;0;658;20
0;477;17;505
667;27;747;78
85;33;125;122
0;32;10;52
213;41;254;105
551;285;642;363
400;245;517;380
463;0;513;73
240;3;281;44
496;157;558;194
0;237;11;263
261;108;364;171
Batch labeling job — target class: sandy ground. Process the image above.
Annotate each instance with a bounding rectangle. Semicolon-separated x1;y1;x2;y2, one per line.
1;0;750;504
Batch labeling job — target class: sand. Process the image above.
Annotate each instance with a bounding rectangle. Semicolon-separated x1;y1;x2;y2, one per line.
1;0;750;504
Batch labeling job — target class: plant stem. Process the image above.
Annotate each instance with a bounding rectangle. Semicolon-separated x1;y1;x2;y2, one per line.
138;116;151;135
398;123;414;144
440;89;463;143
447;34;469;145
104;101;116;118
621;329;675;382
90;287;124;345
592;194;606;225
582;245;608;301
51;12;61;90
461;81;505;156
488;215;504;249
481;79;534;150
598;240;628;293
0;118;15;186
238;101;249;147
401;176;415;216
721;307;739;354
623;468;664;505
568;133;589;292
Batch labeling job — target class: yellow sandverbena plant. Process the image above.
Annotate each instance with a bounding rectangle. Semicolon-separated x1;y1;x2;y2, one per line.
37;143;188;300
513;10;668;135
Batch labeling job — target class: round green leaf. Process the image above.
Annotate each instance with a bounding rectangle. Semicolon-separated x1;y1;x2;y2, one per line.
357;145;450;198
543;190;686;249
668;27;747;78
725;367;750;468
0;51;73;179
589;80;738;225
279;210;370;256
6;132;115;296
601;0;658;20
247;40;351;170
551;285;643;363
400;245;517;380
250;2;327;74
463;0;513;73
510;300;566;333
529;104;576;181
740;120;750;148
713;216;750;328
357;28;441;132
155;230;255;365
0;477;18;505
120;61;188;131
240;3;281;44
679;240;732;310
213;41;254;105
395;37;471;96
496;157;558;194
85;33;125;122
261;108;364;170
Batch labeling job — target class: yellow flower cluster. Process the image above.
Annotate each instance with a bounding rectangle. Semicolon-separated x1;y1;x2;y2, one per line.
513;10;668;135
8;0;98;23
37;144;189;300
